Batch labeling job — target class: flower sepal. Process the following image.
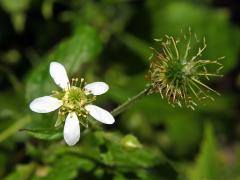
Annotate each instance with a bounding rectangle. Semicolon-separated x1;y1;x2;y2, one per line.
79;116;89;128
55;113;89;129
55;113;65;127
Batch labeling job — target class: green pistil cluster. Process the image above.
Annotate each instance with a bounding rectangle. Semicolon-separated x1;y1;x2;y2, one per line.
147;31;223;110
53;78;96;127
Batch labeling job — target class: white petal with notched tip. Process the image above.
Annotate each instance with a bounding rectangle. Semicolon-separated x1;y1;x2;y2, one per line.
50;61;70;89
64;112;80;146
84;82;109;95
85;104;115;124
29;96;63;113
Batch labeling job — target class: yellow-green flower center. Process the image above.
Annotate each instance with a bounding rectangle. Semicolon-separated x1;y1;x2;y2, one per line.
60;86;95;118
53;78;96;127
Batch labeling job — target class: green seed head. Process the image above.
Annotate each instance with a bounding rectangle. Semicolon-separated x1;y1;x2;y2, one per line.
147;30;223;110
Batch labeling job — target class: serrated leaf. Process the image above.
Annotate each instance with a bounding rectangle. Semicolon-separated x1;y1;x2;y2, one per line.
95;131;163;169
93;131;178;179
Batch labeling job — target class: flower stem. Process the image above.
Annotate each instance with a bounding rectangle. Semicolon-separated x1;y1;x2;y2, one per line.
111;86;151;117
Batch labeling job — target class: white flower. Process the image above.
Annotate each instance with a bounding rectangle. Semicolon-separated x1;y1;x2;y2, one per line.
29;61;115;146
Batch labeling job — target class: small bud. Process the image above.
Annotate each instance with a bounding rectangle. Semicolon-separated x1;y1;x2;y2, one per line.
121;134;142;150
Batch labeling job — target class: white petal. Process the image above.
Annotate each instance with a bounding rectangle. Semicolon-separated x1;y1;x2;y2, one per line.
29;96;63;113
50;61;70;89
84;82;109;95
64;112;80;146
85;105;115;124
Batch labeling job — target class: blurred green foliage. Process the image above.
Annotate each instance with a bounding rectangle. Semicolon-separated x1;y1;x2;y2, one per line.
0;0;240;179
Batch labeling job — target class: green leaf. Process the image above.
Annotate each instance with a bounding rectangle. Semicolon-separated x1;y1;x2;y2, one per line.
0;115;31;142
4;163;37;180
0;92;26;131
39;155;94;180
25;24;102;102
94;131;178;179
95;131;163;169
190;123;220;180
22;128;62;141
118;33;152;62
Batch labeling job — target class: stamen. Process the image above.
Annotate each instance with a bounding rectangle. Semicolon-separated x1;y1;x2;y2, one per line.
80;78;84;88
71;78;75;86
57;76;96;123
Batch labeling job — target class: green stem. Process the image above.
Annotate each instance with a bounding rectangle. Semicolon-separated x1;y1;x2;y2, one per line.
111;87;151;117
